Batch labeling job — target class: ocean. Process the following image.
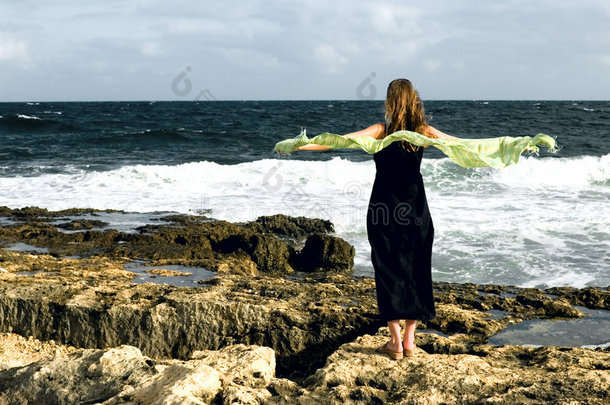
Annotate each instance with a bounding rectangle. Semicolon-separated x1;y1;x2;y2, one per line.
1;100;608;288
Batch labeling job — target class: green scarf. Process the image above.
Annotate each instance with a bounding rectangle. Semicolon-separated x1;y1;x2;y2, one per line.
273;130;557;169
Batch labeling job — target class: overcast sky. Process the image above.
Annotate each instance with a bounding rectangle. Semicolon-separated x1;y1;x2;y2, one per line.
1;0;609;101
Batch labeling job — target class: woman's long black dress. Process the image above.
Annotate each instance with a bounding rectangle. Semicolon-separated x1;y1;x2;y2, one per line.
366;141;436;322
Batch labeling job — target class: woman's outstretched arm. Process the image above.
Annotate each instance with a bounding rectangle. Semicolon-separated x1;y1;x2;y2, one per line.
425;125;456;139
298;123;385;151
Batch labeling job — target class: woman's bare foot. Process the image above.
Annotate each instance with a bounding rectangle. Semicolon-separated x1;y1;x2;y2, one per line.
376;341;403;360
403;342;417;356
402;319;417;356
384;340;403;353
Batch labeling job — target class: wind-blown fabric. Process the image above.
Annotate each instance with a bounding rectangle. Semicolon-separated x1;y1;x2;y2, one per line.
273;130;557;169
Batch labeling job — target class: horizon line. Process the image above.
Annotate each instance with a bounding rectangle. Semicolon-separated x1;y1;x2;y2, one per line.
1;98;609;103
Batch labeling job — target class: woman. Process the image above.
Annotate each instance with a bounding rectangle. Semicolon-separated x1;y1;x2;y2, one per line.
299;79;454;359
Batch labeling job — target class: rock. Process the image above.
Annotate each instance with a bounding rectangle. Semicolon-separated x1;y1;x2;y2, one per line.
214;256;259;277
145;269;193;277
433;281;586;321
0;249;134;281
0;272;380;380
0;344;279;405
266;378;303;400
123;361;223;405
221;386;272;404
297;327;610;404
425;303;506;339
0;206;122;223
1;244;607;380
190;344;276;388
545;286;609;310
254;214;334;239
0;345;156;405
0;332;77;371
56;219;109;230
0;208;343;275
298;233;355;273
2;330;608;405
2;207;609;403
247;234;293;275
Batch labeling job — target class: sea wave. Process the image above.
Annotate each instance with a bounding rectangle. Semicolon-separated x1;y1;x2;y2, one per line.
0;155;608;288
0;114;78;132
0;155;607;214
422;153;610;189
83;129;195;145
17;114;41;120
488;154;610;187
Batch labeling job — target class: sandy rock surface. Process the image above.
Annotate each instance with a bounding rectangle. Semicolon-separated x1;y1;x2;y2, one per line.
0;332;77;371
297;328;610;404
1;329;608;405
0;343;278;405
0;208;609;404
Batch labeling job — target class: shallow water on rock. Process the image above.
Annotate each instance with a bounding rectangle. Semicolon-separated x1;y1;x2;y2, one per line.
0;210;178;234
124;261;216;287
488;306;610;348
54;211;176;234
4;242;50;254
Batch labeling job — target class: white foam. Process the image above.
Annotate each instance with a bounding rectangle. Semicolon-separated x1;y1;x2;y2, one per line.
16;114;41;120
1;155;608;287
581;342;610;350
520;270;597;290
490;154;610;188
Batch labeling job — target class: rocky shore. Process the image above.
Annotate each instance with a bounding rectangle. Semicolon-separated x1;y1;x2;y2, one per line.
0;207;608;404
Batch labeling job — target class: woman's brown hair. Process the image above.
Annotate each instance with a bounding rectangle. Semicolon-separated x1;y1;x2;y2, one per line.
384;79;433;152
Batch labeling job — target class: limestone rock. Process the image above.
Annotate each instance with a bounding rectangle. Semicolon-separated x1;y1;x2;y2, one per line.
247;233;293;275
123;362;222;405
2;331;608;405
221;386;273;405
298;233;355;273
0;332;77;371
0;208;343;275
0;345;155;405
190;344;276;388
1;207;609;404
298;328;610;404
145;268;192;277
254;214;334;239
0;344;279;405
0;272;380;380
545;286;609;310
214;255;259;277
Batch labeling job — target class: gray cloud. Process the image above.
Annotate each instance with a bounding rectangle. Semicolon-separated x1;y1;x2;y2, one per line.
0;0;608;100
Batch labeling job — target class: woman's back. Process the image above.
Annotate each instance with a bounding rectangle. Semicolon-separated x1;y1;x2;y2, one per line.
373;142;424;179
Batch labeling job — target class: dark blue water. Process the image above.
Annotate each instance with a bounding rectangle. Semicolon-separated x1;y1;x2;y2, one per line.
1;101;608;176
